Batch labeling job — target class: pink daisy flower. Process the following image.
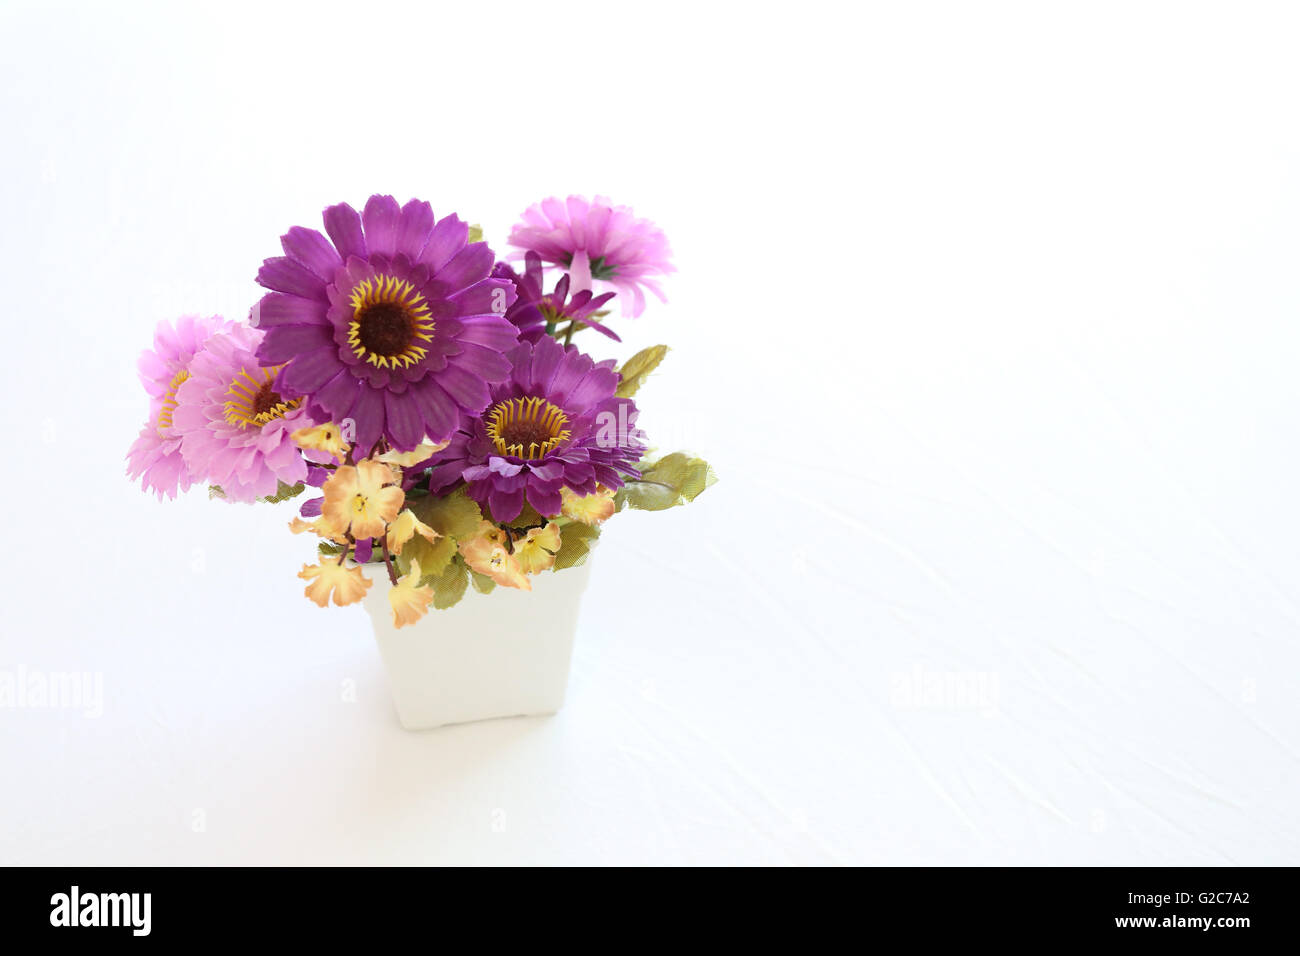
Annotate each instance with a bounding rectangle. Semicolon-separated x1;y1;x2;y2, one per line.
126;426;193;501
126;314;231;500
172;324;315;503
135;314;230;409
507;196;674;317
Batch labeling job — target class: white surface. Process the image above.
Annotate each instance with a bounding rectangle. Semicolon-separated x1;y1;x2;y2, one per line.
2;1;1300;865
364;558;591;730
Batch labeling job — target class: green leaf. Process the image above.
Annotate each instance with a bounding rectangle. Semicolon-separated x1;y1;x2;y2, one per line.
467;224;484;244
395;533;457;584
261;480;305;504
615;481;680;512
470;570;497;594
318;540;346;558
430;556;470;609
409;487;483;541
615;345;669;399
616;452;717;511
208;484;227;500
645;453;715;501
552;521;600;570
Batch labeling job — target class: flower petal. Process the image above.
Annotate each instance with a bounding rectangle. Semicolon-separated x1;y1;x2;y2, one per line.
323;202;367;260
397;199;435;258
281;226;342;281
383;388;424;451
257;257;327;301
362;194;402;257
421;214;469;271
278;344;344;395
258;323;333;364
253;292;328;329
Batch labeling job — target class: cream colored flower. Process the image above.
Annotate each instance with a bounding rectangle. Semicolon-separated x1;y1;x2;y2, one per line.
322;459;404;540
560;486;616;526
374;438;451;469
512;522;561;574
459;522;531;591
385;508;439;556
298;561;371;607
291;422;350;463
288;515;347;543
388;559;435;628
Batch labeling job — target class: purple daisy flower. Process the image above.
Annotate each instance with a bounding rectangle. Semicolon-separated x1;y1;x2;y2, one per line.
427;336;644;522
251;195;520;455
507;195;674;317
497;251;620;343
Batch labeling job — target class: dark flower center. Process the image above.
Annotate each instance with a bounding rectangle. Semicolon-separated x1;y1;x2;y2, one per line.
346;275;436;370
486;396;571;460
356;302;414;357
224;366;300;429
499;418;554;450
253;382;286;417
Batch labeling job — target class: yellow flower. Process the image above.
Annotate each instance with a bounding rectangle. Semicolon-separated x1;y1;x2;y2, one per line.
385;508;439;556
388;559;435;628
459;523;531;591
322;459;404;540
298;562;372;607
374;438;450;469
512;522;561;574
291;422;350;463
288;515;347;544
561;485;617;526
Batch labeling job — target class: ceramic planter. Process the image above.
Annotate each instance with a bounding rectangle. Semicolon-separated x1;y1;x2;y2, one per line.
360;557;595;730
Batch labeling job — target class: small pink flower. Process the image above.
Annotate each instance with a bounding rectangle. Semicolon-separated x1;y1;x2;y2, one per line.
507;196;674;317
126;314;231;499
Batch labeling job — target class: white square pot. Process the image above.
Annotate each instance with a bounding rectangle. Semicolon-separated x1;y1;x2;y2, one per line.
359;558;594;730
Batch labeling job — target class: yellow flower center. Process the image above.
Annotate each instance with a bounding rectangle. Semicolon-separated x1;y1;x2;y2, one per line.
224;366;300;429
156;369;189;434
346;275;435;369
351;494;369;516
485;396;571;460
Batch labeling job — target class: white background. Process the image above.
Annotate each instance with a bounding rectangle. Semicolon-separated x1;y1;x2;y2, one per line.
2;0;1298;865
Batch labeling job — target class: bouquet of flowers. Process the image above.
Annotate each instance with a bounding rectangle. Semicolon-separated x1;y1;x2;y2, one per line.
127;195;715;629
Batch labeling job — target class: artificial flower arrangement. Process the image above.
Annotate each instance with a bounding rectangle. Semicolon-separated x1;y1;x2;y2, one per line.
127;195;715;630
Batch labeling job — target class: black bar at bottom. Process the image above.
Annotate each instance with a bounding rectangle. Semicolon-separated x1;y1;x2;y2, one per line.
0;866;1286;943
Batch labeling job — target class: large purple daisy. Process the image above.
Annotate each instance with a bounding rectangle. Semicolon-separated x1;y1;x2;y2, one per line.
427;336;644;522
251;195;520;455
